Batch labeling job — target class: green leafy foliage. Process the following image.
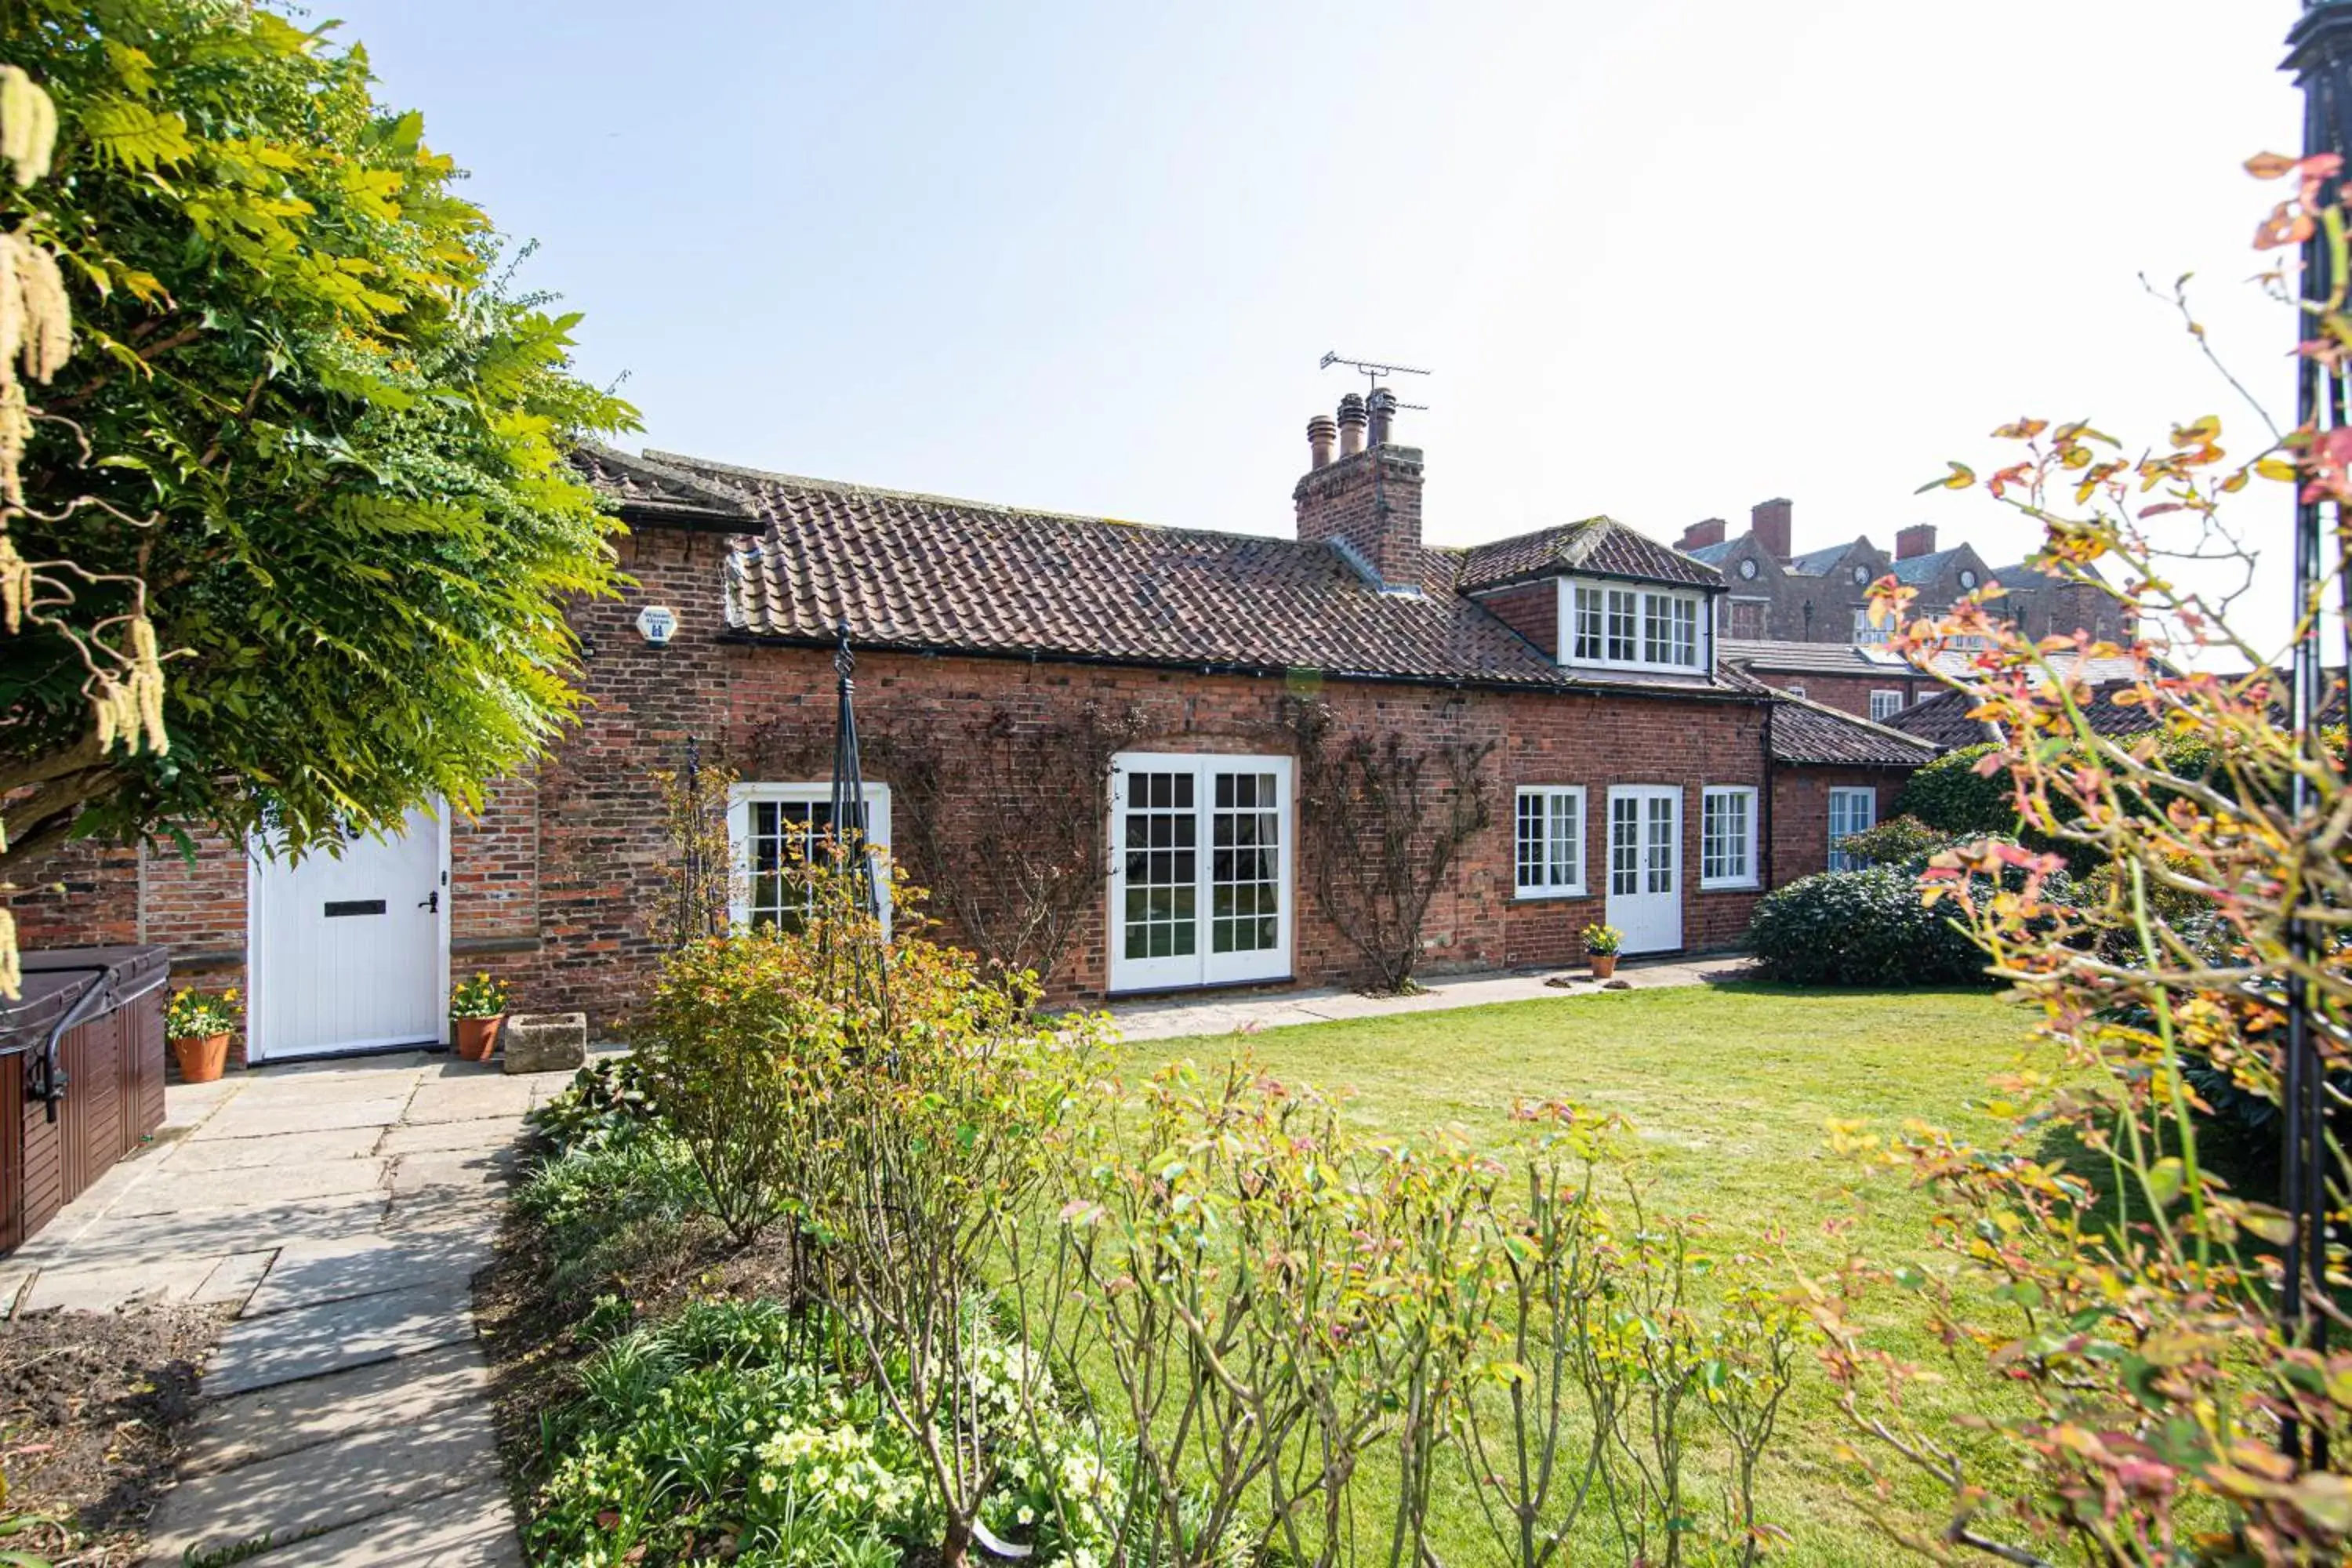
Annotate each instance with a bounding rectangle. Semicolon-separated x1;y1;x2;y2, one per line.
1891;742;2013;836
0;0;636;878
516;1112;706;1306
1829;813;1955;868
1748;866;1992;986
528;1299;1121;1568
530;1054;659;1152
448;971;508;1019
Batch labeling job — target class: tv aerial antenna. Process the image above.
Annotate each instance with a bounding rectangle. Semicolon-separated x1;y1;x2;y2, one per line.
1320;350;1431;411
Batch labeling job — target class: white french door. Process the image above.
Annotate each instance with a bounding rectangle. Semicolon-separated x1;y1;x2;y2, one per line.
248;804;450;1061
1109;753;1293;993
1605;785;1683;955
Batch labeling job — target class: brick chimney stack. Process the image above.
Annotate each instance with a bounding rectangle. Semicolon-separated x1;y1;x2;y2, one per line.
1895;523;1938;561
1679;517;1726;551
1296;394;1424;590
1306;413;1337;470
1750;497;1793;562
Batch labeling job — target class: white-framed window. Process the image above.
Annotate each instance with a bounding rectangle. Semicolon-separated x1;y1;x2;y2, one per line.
1565;580;1708;672
1853;605;1893;647
1700;786;1758;889
1786;683;1807;699
1828;786;1877;872
726;782;893;934
1513;786;1586;898
1870;689;1905;723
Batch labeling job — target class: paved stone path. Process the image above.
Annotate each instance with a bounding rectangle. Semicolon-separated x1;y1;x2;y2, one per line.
0;1053;576;1567
1107;952;1756;1041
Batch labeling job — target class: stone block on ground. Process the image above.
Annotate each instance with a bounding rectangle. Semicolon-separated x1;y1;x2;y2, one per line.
105;1157;389;1218
502;1011;586;1076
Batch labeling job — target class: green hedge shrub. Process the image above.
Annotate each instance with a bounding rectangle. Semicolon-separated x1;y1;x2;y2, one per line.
1831;814;1956;867
1893;742;2015;836
1749;866;1991;985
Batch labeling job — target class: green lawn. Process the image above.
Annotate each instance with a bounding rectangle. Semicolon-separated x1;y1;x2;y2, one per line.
1113;981;2044;1566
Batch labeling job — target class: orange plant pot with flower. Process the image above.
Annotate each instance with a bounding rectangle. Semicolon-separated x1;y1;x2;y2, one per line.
165;987;241;1083
449;972;510;1062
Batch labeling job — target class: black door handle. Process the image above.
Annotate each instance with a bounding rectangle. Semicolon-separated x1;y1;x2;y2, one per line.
419;891;439;913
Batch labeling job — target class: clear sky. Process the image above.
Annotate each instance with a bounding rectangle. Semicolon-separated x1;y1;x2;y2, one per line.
318;0;2307;652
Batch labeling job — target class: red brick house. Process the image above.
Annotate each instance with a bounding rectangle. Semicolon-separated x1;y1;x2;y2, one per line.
18;399;1929;1061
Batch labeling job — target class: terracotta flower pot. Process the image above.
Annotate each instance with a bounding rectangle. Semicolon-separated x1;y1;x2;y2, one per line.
171;1032;231;1083
453;1014;506;1062
1589;953;1619;980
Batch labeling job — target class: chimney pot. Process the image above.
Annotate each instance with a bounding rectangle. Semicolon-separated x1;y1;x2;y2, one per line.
1336;393;1367;457
1367;387;1399;447
1306;413;1338;470
1750;497;1793;562
1680;517;1727;550
1895;522;1938;561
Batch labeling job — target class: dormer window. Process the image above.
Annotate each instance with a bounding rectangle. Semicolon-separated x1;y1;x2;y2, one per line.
1564;580;1707;672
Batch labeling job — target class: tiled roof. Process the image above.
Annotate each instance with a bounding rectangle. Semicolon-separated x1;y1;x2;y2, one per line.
621;451;1737;692
1683;539;1736;567
1885;689;1991;750
1458;518;1722;591
1769;693;1944;768
1786;543;1853;577
1722;638;1923;677
576;445;757;521
1890;546;1969;586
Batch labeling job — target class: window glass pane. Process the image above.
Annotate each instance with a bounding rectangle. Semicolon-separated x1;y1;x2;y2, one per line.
1646;797;1674;894
1672;597;1698;666
1607;590;1637;662
1643;594;1668;663
1210;771;1279;953
1549;793;1578;887
1610;797;1640;895
746;798;835;931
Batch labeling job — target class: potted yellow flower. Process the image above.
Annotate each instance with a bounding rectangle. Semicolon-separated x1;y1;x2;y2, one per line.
165;987;241;1083
1581;923;1624;980
449;972;510;1062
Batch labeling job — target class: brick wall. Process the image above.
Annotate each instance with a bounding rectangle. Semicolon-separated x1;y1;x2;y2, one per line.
1737;669;1936;720
1472;582;1558;658
1769;768;1909;883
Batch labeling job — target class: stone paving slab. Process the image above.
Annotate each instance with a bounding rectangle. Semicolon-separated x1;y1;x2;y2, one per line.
191;1094;415;1140
51;1190;388;1271
256;1482;521;1568
106;1157;391;1218
241;1229;492;1317
385;1145;517;1200
376;1116;530;1156
193;1249;279;1310
403;1075;534;1124
180;1341;490;1477
203;1279;476;1396
24;1255;221;1312
145;1403;499;1566
168;1124;386;1172
1106;953;1757;1042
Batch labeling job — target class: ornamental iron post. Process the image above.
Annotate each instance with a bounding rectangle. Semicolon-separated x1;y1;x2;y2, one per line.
828;624;888;1005
2280;0;2351;1467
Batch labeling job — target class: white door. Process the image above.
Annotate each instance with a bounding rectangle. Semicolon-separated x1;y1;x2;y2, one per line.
1109;753;1293;993
249;805;448;1061
1606;786;1683;955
